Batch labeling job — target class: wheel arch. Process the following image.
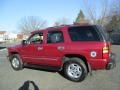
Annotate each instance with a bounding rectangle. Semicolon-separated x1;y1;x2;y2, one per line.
9;52;23;70
9;51;19;56
63;54;90;72
8;51;20;60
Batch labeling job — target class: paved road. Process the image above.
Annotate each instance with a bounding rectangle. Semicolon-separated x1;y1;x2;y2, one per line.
0;45;120;90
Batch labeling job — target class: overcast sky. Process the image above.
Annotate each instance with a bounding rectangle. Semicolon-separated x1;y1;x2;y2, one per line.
0;0;112;33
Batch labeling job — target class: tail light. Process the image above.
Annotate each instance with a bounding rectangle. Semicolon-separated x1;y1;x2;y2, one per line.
102;46;109;59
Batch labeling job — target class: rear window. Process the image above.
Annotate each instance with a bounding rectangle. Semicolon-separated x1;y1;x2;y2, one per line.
68;26;100;41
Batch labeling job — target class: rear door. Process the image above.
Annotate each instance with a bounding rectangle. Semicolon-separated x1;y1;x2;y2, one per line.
41;30;65;66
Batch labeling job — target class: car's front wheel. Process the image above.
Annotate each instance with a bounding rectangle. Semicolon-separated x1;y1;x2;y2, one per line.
64;57;87;82
10;54;23;70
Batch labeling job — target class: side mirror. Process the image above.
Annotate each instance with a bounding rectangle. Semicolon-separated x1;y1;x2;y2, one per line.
22;40;27;45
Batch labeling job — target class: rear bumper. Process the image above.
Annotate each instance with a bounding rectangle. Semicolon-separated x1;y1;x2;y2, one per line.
106;53;116;70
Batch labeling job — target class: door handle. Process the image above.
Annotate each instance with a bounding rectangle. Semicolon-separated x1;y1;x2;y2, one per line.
57;46;64;51
38;47;43;50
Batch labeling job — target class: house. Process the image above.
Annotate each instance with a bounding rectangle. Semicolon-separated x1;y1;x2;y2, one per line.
8;33;17;40
17;34;29;40
0;31;18;42
0;30;29;43
17;34;23;40
0;31;6;42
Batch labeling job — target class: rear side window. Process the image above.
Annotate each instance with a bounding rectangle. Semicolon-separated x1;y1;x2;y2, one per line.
68;26;100;41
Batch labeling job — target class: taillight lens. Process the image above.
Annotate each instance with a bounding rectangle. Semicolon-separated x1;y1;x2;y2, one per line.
102;46;109;59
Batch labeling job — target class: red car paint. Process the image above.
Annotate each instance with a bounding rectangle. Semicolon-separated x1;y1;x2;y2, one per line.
7;24;113;70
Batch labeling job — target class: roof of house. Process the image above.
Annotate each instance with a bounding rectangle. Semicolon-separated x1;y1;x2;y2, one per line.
0;31;6;34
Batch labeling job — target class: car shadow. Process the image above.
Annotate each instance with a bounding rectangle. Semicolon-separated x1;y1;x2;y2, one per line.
18;80;39;90
24;66;57;73
25;66;66;79
58;70;67;79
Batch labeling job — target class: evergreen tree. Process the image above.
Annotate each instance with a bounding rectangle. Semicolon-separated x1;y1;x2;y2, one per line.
105;14;120;33
75;10;89;24
75;10;86;24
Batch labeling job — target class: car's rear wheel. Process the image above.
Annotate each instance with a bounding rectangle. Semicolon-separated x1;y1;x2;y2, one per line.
10;54;23;70
64;57;87;82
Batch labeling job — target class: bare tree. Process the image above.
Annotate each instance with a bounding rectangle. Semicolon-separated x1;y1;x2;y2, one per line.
105;0;120;33
83;0;109;25
54;18;71;26
111;0;120;15
99;0;108;25
18;16;47;35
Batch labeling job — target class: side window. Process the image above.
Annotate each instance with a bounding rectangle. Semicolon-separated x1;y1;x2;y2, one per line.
47;30;64;43
28;33;43;44
69;26;100;41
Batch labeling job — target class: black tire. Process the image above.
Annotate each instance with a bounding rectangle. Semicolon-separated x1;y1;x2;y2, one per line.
63;57;87;82
10;54;23;71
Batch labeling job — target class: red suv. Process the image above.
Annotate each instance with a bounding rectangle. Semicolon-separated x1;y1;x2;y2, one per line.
8;24;116;82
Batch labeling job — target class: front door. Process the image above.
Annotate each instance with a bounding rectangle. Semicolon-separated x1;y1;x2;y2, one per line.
21;32;44;64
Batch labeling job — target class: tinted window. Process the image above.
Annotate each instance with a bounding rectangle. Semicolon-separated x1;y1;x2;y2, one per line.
68;26;100;41
47;30;64;43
